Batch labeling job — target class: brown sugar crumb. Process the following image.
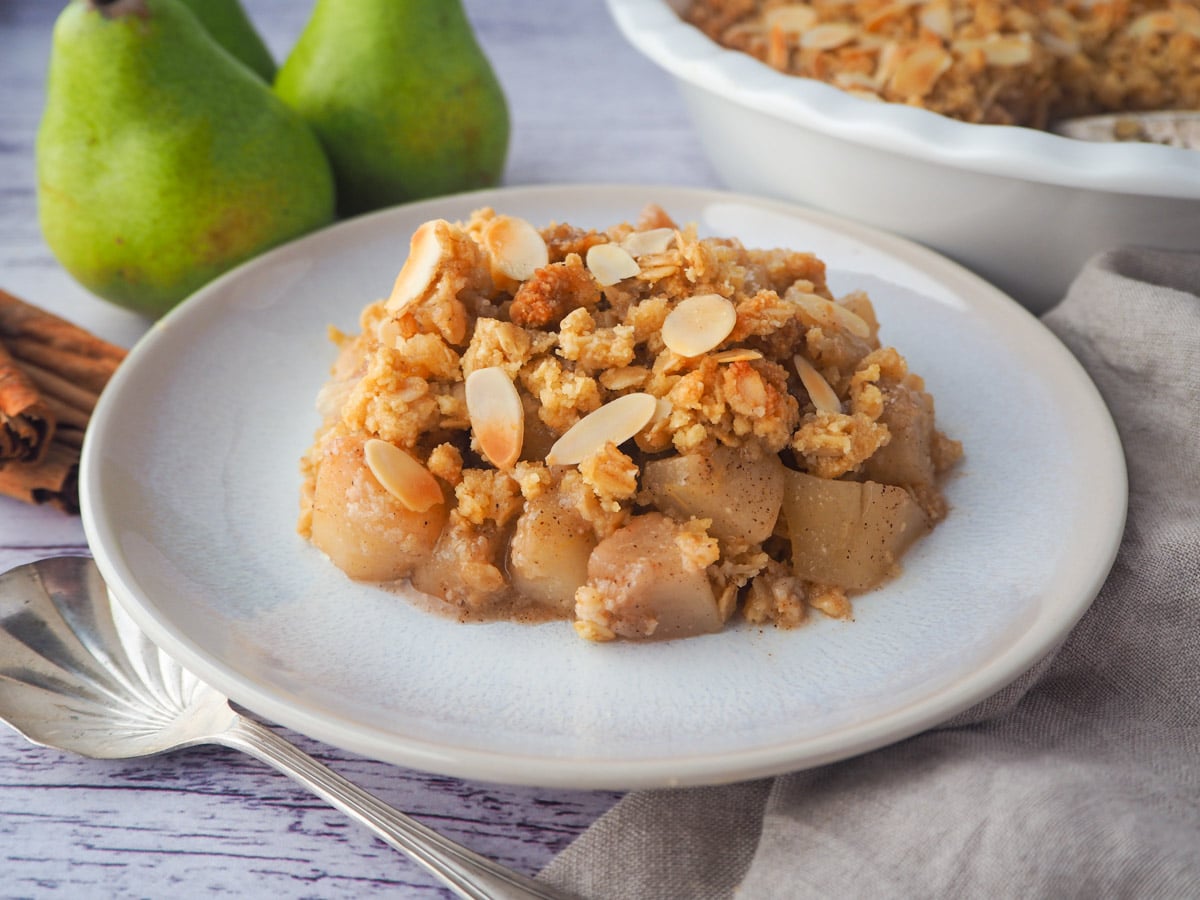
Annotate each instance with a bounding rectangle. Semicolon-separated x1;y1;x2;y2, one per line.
299;205;962;642
510;254;602;328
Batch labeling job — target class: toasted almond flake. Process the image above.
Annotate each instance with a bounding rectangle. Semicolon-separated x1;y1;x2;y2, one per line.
918;4;954;40
651;396;673;426
386;219;446;313
619;227;676;257
661;293;738;357
465;366;524;470
864;0;922;32
794;293;872;338
794;355;843;414
833;71;880;91
364;439;443;512
712;348;764;363
1043;7;1079;37
722;22;765;42
767;23;791;68
764;4;818;33
586;243;641;286
481;215;548;289
546;393;657;466
1127;11;1178;37
800;22;859;50
637;264;680;281
981;35;1033;66
1038;31;1080;57
889;44;951;97
846;88;885;101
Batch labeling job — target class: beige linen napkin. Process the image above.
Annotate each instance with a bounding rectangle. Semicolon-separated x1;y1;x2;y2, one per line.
539;248;1200;899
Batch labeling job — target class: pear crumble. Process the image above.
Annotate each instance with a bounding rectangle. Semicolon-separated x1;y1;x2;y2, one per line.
684;0;1200;129
298;205;962;642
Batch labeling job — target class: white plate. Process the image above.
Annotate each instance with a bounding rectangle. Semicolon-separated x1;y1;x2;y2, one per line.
80;185;1126;790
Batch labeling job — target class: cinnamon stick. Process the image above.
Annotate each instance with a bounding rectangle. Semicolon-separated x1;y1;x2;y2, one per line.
0;288;127;513
0;339;54;465
0;438;79;514
0;288;126;365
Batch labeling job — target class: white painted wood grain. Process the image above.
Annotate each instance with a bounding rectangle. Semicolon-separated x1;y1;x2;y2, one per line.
0;0;714;894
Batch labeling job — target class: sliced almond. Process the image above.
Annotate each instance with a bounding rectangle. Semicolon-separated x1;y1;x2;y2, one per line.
889;44;951;97
661;293;738;358
764;4;818;33
833;71;880;91
874;40;902;87
637;264;680;281
1127;11;1178;37
918;3;954;40
981;35;1033;67
801;22;859;51
482;215;549;290
793;293;872;339
586;242;641;286
619;227;676;257
794;355;843;414
1043;7;1080;38
465;366;524;470
364;439;443;512
864;0;923;33
546;393;657;467
712;348;764;363
386;219;447;314
1038;31;1080;57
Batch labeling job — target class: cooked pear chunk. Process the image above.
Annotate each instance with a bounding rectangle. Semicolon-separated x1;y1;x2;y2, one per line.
642;444;785;543
508;493;596;614
310;436;446;582
864;381;936;490
578;513;721;640
782;470;929;590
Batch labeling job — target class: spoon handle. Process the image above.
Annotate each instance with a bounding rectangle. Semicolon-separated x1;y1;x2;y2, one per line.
215;713;575;900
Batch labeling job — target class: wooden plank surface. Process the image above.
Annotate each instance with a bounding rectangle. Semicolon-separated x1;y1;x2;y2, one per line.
0;0;716;894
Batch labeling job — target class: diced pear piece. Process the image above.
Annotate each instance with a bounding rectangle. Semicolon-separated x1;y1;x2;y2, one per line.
411;516;509;611
310;436;447;582
581;513;721;640
781;470;929;590
863;382;936;490
508;493;596;614
642;444;785;543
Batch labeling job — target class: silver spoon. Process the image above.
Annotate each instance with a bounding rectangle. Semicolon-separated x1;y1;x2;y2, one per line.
0;556;575;900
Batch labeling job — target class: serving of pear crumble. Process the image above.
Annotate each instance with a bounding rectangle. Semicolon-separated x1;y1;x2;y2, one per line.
299;204;961;642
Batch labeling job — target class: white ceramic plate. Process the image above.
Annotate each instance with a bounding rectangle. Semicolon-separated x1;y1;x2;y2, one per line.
80;185;1126;790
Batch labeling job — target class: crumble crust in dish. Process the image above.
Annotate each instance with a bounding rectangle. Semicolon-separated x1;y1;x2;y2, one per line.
683;0;1200;129
298;206;962;642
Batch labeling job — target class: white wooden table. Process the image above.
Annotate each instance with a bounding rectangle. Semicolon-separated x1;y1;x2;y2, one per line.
0;1;717;895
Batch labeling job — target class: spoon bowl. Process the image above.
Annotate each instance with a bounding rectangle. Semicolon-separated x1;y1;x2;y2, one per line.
0;556;571;900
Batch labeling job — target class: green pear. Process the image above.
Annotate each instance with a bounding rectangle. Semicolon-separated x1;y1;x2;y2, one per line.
176;0;276;81
37;0;335;317
274;0;509;217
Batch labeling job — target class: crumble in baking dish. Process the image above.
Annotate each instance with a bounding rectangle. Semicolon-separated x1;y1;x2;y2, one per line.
684;0;1200;129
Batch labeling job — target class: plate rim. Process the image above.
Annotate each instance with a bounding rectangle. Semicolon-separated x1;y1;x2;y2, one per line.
80;183;1128;789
